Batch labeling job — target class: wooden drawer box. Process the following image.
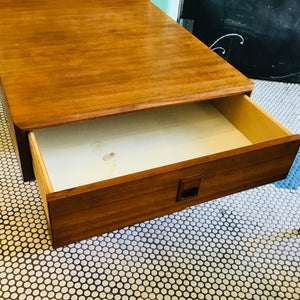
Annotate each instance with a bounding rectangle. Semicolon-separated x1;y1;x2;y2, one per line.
28;94;300;248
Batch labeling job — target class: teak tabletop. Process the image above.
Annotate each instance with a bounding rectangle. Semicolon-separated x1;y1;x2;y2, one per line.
0;0;253;131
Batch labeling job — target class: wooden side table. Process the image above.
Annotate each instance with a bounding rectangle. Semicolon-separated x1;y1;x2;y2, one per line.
0;0;299;247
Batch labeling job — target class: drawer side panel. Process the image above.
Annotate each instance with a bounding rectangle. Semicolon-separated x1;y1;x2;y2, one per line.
28;132;54;231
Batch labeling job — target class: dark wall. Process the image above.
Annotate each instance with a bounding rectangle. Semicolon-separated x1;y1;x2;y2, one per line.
181;0;300;83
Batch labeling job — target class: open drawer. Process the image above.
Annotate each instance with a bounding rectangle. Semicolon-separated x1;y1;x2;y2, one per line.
28;94;300;248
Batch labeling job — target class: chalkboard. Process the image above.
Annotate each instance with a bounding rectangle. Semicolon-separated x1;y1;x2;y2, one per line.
181;0;300;83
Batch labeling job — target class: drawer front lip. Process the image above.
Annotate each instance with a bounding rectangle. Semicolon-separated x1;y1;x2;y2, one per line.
46;135;300;248
17;85;255;131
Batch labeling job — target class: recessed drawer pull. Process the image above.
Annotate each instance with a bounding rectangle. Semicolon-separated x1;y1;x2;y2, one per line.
180;187;199;200
177;175;202;202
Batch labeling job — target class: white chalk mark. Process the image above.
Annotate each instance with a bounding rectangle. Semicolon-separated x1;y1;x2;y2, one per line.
211;46;226;54
270;71;300;79
210;33;245;55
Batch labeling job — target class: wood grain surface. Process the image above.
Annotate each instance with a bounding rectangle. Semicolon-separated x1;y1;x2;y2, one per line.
28;132;53;228
46;135;300;248
0;0;253;130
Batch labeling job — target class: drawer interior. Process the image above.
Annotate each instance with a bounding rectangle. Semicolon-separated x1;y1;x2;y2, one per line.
29;94;291;193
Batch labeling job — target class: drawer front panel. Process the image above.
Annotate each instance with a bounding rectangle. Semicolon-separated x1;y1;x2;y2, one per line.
47;137;299;248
